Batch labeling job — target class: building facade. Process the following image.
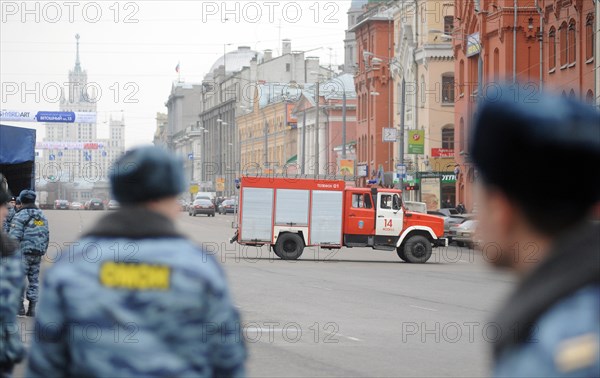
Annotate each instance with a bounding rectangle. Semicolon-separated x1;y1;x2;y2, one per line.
238;85;299;176
539;0;596;101
453;0;597;209
351;5;395;184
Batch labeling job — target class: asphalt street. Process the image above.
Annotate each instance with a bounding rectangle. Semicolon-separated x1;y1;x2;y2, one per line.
13;209;517;377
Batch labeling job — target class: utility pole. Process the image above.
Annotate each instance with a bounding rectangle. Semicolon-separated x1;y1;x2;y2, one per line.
398;79;406;193
301;110;306;174
342;90;347;159
314;83;320;177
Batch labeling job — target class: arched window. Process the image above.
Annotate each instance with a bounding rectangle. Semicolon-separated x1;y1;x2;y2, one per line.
459;60;465;95
442;74;455;103
586;14;594;61
549;27;556;70
568;20;576;64
442;126;454;149
559;22;568;67
586;90;594;105
569;89;576;99
459;117;465;152
494;48;500;81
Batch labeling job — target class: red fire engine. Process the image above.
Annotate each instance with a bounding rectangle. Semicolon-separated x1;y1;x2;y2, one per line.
231;177;447;263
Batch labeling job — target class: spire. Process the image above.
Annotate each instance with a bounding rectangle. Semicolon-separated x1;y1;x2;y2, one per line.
74;34;81;71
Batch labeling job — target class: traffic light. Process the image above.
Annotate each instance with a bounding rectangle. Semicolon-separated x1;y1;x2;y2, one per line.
404;184;420;191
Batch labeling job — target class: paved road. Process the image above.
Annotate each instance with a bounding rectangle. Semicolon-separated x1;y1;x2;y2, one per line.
14;209;517;377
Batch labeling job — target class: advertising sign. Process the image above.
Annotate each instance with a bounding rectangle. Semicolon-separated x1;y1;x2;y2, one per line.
1;110;97;124
357;164;368;177
286;103;298;128
340;159;355;176
408;130;425;154
431;148;455;158
36;142;104;150
421;177;441;210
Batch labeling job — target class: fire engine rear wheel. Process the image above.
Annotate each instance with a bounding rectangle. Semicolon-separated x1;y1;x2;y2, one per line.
274;233;304;260
403;235;432;263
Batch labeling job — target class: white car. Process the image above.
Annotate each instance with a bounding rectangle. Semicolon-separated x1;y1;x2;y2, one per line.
69;202;84;210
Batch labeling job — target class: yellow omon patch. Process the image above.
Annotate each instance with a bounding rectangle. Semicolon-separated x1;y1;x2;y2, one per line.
100;262;171;290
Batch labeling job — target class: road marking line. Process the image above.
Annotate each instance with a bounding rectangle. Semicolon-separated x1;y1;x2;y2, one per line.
409;305;438;312
346;336;361;341
459;259;468;263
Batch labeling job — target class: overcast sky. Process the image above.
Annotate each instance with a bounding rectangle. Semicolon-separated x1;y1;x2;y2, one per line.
1;0;352;148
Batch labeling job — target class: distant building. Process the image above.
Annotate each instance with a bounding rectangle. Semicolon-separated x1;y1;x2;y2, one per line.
200;40;329;196
39;35;125;204
343;0;368;74
351;5;395;184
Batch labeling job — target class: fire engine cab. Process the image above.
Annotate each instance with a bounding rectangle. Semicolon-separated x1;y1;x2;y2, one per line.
231;177;447;263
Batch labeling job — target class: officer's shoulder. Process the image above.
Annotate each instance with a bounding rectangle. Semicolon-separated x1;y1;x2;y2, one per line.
534;285;600;374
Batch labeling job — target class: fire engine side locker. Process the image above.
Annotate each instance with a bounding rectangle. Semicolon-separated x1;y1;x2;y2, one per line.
237;178;344;257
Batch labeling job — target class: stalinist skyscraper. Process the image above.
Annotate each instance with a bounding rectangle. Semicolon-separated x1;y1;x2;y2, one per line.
41;35;125;202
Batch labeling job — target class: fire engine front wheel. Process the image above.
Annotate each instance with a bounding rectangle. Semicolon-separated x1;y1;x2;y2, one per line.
401;235;432;263
274;233;305;260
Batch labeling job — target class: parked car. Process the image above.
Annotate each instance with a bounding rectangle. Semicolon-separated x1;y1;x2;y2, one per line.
54;199;69;210
88;198;104;210
69;201;83;210
189;199;216;217
404;201;427;214
177;199;188;211
444;214;476;242
218;199;238;214
448;219;480;248
436;208;460;217
107;200;120;210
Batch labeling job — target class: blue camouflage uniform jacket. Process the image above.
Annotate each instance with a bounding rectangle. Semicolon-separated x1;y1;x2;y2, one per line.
8;205;49;255
2;206;15;233
492;223;600;377
26;207;247;377
0;231;25;365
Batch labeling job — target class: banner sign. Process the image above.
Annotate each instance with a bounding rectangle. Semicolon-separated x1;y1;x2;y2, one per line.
431;148;454;158
1;110;97;124
36;141;104;150
339;159;355;176
357;164;368;177
408;130;425;154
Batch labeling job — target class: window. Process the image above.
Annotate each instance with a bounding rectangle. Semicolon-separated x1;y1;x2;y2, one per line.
444;16;454;34
494;48;500;80
586;14;594;61
442;74;455;103
559;22;568;67
352;193;372;209
459;60;465;95
568;20;576;64
586;90;594;105
380;194;392;209
286;63;291;72
585;89;594;105
459;117;465;152
549;28;556;70
442;126;454;149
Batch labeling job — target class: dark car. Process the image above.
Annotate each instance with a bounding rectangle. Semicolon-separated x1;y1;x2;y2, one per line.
89;198;104;210
54;200;69;210
436;208;460;217
218;199;238;214
189;199;215;217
